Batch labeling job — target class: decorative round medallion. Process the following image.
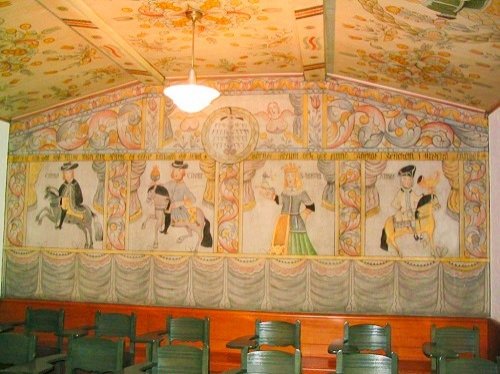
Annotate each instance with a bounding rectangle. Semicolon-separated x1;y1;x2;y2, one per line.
202;106;259;164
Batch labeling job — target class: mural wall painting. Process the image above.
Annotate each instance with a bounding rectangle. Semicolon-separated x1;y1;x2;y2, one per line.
130;160;214;252
3;80;490;316
369;161;458;259
26;161;103;250
243;160;335;256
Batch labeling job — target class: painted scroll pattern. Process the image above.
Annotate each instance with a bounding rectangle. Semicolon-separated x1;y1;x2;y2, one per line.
106;161;129;250
8;102;144;155
338;161;361;256
463;160;488;258
5;163;27;247
217;164;240;254
324;97;488;151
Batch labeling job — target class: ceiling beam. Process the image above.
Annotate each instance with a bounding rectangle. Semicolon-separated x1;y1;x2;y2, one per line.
323;0;335;76
294;3;326;81
37;0;164;85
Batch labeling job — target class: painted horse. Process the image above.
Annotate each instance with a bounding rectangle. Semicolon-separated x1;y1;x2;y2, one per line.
35;186;103;249
141;184;212;251
381;193;441;257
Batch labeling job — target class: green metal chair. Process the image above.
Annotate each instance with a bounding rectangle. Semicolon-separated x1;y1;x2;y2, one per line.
66;336;124;374
87;311;137;366
336;350;398;374
166;315;210;346
343;322;392;355
0;332;37;370
438;356;500;374
226;319;301;371
246;347;301;374
24;307;65;356
254;319;301;350
222;346;301;374
429;324;479;372
142;316;210;367
126;344;209;374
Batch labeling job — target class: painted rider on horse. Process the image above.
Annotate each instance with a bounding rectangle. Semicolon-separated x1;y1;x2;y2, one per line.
162;160;196;234
391;165;421;240
57;162;85;229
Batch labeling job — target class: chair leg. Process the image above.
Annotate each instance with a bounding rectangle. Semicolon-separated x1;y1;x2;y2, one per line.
431;357;437;373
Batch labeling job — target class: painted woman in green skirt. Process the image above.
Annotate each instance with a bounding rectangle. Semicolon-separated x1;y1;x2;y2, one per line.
266;163;317;256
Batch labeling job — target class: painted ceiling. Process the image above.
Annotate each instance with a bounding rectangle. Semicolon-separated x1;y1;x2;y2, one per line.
0;0;498;121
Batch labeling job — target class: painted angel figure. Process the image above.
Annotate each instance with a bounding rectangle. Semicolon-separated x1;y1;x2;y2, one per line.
255;101;294;134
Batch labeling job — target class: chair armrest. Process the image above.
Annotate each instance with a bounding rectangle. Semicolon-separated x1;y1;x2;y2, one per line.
57;328;90;339
226;335;258;349
122;362;156;374
328;339;358;355
134;329;168;343
134;330;169;361
422;342;459;359
78;324;97;331
328;338;344;354
221;369;246;374
0;320;25;333
0;353;66;374
43;354;67;365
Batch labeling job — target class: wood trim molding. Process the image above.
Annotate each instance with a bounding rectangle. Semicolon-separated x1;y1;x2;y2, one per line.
0;298;492;371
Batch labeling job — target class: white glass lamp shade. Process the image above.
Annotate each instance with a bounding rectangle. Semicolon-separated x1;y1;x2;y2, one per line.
163;68;220;113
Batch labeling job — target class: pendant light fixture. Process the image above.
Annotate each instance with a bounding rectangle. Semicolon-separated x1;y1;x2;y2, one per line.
163;9;220;113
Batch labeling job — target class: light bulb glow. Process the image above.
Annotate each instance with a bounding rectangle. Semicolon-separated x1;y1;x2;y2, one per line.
164;83;220;113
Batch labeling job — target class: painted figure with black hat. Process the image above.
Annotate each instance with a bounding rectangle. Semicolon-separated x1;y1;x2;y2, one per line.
57;161;84;229
142;160;212;249
391;164;422;240
162;160;196;234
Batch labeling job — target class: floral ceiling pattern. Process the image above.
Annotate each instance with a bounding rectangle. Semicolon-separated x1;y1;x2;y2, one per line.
0;0;498;120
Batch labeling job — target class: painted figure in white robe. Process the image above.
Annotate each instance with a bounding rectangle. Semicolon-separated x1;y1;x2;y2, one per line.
162;160;197;234
391;164;421;240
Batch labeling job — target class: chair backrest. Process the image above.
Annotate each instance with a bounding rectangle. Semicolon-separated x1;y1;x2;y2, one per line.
25;307;65;353
336;350;398;374
255;319;301;349
94;311;136;363
243;347;301;374
166;316;210;346
431;325;480;357
438;356;500;374
344;322;391;355
153;344;209;374
0;332;37;366
66;336;124;374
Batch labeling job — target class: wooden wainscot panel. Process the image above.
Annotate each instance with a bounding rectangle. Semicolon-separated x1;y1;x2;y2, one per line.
0;298;491;373
488;318;500;360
